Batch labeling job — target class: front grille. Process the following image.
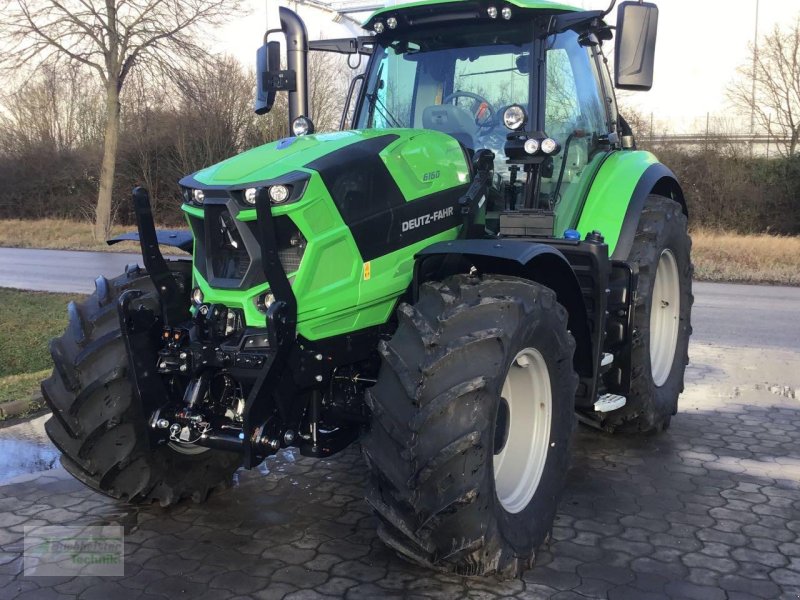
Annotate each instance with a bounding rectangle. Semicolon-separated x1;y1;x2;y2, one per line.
208;208;251;280
273;215;306;275
189;201;306;289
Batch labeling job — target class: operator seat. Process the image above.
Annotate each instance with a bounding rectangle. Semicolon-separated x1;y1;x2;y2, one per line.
422;104;476;150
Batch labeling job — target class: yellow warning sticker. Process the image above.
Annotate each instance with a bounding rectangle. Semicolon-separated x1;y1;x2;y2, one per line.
363;261;371;281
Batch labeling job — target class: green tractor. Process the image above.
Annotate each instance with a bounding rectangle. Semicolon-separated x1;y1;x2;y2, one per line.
43;0;691;577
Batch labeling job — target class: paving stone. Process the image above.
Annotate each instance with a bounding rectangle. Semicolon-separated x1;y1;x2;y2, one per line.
207;571;268;595
269;566;329;589
771;568;800;587
663;580;726;600
742;524;795;542
607;585;664;600
576;563;634;585
522;567;581;591
650;533;702;552
686;567;721;587
732;546;789;568
571;577;615;597
719;574;782;598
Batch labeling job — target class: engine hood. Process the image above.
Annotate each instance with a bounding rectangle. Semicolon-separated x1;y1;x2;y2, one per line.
180;128;467;190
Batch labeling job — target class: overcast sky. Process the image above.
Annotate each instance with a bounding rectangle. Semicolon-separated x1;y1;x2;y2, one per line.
219;0;800;134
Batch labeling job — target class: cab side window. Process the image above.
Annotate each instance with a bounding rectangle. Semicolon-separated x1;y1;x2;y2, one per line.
543;30;608;230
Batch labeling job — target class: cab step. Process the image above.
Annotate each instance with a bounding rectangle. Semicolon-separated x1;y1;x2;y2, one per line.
594;394;627;413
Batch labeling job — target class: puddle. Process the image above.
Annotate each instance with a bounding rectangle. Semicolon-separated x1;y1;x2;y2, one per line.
0;414;60;484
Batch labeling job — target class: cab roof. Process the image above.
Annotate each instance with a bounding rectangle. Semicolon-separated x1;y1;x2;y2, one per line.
364;0;581;30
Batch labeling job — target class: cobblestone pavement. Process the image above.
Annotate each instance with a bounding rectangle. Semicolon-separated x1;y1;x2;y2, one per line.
1;341;799;600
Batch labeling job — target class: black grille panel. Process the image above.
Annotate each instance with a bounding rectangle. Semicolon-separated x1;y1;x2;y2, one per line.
190;199;305;289
273;215;306;275
208;207;251;280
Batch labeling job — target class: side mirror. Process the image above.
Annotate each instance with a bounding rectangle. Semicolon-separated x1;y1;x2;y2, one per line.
255;40;281;115
614;1;658;91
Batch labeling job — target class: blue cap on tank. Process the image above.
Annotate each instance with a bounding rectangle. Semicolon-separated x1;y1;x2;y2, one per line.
564;229;581;240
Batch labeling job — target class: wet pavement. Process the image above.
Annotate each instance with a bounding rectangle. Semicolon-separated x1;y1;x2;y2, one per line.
0;415;58;483
0;248;139;293
0;339;799;599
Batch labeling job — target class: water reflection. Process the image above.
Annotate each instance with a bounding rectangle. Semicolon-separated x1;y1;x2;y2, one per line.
0;414;59;483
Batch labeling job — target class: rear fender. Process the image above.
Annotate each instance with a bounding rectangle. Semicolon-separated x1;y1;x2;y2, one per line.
414;240;595;396
576;151;687;260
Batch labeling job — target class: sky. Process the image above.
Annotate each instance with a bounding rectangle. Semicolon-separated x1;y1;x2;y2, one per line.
218;0;800;134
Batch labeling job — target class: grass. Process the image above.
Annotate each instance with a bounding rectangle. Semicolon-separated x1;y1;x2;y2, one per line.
0;288;83;418
0;218;182;254
691;229;800;286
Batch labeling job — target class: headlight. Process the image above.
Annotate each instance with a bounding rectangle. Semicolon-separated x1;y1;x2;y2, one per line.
503;105;527;131
501;6;512;19
387;17;397;29
487;6;497;18
374;20;384;33
541;138;561;155
192;189;205;204
291;116;315;137
523;138;540;154
244;187;257;205
269;185;290;204
191;287;204;306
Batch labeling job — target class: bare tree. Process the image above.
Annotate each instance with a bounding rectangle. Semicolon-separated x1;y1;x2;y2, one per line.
728;16;800;156
172;55;258;171
308;51;349;132
0;63;104;153
0;0;241;239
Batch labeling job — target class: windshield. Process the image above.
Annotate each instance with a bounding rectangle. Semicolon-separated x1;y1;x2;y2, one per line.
354;23;534;162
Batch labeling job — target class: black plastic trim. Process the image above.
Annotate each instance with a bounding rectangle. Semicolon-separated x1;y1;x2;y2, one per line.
179;170;310;207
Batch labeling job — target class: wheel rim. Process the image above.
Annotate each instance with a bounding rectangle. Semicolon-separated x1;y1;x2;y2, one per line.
649;248;681;387
493;348;553;514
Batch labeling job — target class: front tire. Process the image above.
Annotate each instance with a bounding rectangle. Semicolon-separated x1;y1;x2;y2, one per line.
42;265;241;505
607;195;693;433
363;274;578;577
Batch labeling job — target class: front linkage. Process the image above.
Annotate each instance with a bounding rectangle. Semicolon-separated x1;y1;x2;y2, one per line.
118;187;383;468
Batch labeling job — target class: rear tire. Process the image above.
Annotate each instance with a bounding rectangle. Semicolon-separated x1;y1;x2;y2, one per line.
363;274;578;577
607;195;693;433
42;265;241;506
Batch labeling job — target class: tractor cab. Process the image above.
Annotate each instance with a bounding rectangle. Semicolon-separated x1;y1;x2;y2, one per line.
353;5;616;237
262;0;661;241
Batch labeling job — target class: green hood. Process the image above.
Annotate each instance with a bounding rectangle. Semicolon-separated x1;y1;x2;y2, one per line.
184;129;421;188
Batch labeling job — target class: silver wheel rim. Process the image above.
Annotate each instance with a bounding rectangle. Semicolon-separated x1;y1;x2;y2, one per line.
650;248;680;387
493;348;553;514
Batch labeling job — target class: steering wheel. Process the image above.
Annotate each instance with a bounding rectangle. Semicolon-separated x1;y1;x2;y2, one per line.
442;91;496;128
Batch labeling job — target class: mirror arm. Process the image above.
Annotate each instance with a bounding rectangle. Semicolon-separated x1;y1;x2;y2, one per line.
549;10;604;35
601;0;618;17
309;37;374;55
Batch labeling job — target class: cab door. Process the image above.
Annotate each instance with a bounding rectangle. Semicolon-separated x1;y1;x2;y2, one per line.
541;30;616;236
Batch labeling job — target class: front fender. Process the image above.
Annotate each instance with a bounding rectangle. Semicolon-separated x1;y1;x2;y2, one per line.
576;151;686;260
414;239;594;385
